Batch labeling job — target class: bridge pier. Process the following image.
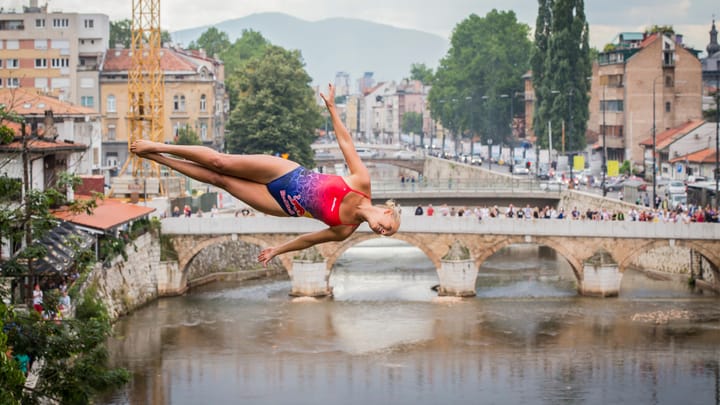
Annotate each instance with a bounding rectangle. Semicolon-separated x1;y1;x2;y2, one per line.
580;250;622;297
289;248;332;297
437;241;478;297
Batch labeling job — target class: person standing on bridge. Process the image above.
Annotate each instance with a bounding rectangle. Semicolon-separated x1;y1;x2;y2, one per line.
131;83;400;265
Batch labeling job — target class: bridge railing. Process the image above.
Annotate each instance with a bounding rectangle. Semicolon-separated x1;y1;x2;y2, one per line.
162;215;720;240
371;177;564;194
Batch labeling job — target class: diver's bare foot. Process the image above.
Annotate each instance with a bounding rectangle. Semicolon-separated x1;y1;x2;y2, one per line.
130;139;161;156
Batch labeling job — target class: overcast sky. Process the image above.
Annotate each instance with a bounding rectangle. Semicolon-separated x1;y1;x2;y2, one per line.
8;0;719;54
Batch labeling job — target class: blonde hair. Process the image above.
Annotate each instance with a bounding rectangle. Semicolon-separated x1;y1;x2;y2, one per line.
383;199;401;230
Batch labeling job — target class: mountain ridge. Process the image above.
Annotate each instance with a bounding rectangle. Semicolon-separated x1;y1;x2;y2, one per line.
170;12;449;87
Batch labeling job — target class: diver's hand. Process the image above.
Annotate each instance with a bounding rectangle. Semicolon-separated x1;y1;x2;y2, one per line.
258;247;278;266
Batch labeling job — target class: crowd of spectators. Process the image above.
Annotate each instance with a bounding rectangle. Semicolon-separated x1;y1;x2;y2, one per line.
413;202;719;223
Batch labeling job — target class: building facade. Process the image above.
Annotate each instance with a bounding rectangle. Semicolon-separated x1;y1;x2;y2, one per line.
0;0;108;108
701;19;720;112
99;46;227;173
589;32;703;168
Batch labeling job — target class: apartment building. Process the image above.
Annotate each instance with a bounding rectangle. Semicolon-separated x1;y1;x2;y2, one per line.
0;0;108;108
589;32;703;168
99;46;227;173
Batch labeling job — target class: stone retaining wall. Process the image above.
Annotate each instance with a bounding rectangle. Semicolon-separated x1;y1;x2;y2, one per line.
85;233;160;319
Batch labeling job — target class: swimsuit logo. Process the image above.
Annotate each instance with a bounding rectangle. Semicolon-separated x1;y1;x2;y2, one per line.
280;190;305;217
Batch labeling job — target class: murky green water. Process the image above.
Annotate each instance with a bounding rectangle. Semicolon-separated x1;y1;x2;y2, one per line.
99;240;720;405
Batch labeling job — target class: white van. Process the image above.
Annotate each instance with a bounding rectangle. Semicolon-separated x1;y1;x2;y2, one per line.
356;148;379;158
669;193;687;210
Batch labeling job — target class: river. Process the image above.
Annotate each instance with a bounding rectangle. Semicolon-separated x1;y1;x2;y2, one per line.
99;239;720;405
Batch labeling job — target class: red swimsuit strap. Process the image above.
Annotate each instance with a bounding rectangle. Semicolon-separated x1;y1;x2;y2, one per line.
336;188;370;226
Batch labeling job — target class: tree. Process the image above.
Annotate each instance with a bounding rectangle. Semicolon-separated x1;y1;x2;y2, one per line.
174;125;202;145
531;0;592;152
110;19;171;49
220;30;271;111
410;63;434;85
402;111;423;135
224;45;322;168
429;10;532;148
188;27;231;58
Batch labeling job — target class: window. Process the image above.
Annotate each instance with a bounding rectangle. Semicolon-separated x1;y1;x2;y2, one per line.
200;123;207;140
173;94;186;112
600;100;624;112
107;125;116;140
52;18;69;28
665;101;671;113
34;39;47;49
7;59;18;69
51;58;69;68
80;78;94;88
81;96;94;108
200;94;207;111
84;19;94;29
8;78;19;88
35;58;47;68
6;40;19;50
0;78;3;87
107;95;116;113
35;19;45;28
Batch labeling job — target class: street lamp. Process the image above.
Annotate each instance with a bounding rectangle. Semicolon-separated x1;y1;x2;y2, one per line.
651;75;662;206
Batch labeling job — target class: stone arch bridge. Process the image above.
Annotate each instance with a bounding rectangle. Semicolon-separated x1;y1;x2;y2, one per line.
162;216;720;296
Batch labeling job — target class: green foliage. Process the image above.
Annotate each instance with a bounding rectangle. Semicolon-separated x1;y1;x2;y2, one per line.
0;125;14;144
402;112;423;135
188;27;231;58
410;63;434;84
0;175;22;203
220;30;271;112
225;45;322;167
429;10;531;146
0;305;27;404
531;0;591;152
645;25;675;36
619;160;632;175
109;19;131;49
110;18;171;49
174;125;202;145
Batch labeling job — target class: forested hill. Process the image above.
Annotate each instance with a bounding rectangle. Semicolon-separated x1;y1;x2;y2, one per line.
170;12;449;86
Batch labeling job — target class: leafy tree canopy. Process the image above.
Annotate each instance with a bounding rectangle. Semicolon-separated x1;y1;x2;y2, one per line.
224;45;322;167
174;125;202;145
429;10;531;146
410;63;434;85
188;27;231;58
110;19;171;49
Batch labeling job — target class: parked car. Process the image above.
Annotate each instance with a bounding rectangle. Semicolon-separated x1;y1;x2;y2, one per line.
470;154;483;165
666;180;686;195
356;148;379;158
604;177;626;192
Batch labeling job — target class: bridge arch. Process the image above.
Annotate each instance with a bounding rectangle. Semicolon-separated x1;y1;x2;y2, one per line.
618;239;720;275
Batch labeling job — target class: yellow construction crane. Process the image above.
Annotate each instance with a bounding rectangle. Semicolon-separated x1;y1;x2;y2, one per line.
118;0;165;181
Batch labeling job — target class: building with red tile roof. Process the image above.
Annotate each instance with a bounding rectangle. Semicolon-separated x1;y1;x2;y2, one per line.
53;198;155;235
639;120;717;180
0;88;102;190
99;45;227;175
589;31;703;168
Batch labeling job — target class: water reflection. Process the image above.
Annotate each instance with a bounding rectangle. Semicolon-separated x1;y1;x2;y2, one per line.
100;239;720;405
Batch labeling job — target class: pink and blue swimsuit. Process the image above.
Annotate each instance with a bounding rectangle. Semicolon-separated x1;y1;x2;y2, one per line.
266;166;369;227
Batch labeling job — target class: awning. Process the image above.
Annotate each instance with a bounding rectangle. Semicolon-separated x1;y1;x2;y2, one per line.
33;222;95;275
